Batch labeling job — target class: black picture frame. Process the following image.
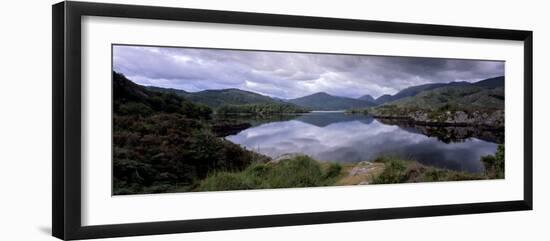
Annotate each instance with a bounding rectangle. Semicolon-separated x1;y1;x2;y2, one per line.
52;1;533;240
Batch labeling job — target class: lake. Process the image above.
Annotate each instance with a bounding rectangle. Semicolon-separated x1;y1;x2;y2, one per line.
225;111;500;173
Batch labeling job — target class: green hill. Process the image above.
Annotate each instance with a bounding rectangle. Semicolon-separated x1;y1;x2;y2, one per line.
112;72;268;195
148;86;281;108
472;76;504;89
385;85;504;111
374;81;471;105
373;76;503;105
146;86;190;96
113;72;211;118
382;76;505;111
147;86;307;114
365;77;505;128
187;89;279;108
288;92;375;110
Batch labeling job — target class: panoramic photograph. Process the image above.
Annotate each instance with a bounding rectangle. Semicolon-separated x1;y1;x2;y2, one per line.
112;44;505;195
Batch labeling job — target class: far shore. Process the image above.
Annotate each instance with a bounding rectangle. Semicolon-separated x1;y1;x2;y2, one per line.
310;110;346;113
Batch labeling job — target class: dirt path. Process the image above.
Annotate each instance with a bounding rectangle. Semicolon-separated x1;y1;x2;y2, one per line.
336;161;385;185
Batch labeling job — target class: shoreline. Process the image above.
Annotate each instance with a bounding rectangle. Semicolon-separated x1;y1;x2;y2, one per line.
218;110;504;130
371;115;504;130
192;151;503;193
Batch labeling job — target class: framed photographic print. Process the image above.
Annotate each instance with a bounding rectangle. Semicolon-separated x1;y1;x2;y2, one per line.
52;1;533;240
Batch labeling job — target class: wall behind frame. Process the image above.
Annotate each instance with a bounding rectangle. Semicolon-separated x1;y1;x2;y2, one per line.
0;0;547;241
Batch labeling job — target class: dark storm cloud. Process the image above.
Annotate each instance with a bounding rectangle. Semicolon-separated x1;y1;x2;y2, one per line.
113;45;504;99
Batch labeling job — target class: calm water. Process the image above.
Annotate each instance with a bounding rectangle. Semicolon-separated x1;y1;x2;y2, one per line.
225;111;499;173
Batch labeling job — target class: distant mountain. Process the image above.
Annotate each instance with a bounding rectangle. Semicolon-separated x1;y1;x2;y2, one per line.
383;84;504;111
473;76;504;89
148;86;288;109
187;88;280;108
374;76;504;105
374;94;392;105
146;76;504;112
358;94;376;102
375;81;470;105
378;76;505;111
147;86;190;96
288;92;375;110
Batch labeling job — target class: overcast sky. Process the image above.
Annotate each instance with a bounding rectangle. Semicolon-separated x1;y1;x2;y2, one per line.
113;45;504;99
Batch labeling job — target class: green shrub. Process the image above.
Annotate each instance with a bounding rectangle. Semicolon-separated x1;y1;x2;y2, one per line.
119;102;153;116
217;103;308;115
372;157;483;184
324;163;343;179
372;159;408;184
196;156;342;192
267;156;324;188
197;172;253;191
481;144;505;178
112;114;264;195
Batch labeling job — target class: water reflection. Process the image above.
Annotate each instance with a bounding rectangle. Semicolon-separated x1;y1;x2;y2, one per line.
225;112;499;173
295;111;374;127
376;118;504;144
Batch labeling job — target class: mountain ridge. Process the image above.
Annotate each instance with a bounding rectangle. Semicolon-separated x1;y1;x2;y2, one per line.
371;76;503;105
288;92;376;110
146;75;504;111
358;94;376;102
147;86;288;109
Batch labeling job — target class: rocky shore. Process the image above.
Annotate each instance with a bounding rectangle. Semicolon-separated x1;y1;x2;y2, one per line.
376;118;504;143
370;109;504;129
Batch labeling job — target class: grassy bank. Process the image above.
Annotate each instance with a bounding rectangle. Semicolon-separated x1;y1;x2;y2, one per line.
370;157;484;184
192;145;504;192
196;156;342;191
355;145;504;185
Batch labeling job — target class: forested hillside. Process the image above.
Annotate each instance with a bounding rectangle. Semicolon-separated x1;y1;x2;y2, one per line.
112;72;267;194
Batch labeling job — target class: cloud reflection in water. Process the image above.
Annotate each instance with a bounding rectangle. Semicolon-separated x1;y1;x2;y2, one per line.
226;112;497;173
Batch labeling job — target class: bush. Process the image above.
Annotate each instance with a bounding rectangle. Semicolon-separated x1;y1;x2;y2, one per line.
112;114;264;195
372;157;483;184
196;156;342;192
181;101;212;119
481;144;504;178
118;102;153;116
267;156;324;188
217;103;308;115
197;172;254;191
372;159;408;184
324;163;343;179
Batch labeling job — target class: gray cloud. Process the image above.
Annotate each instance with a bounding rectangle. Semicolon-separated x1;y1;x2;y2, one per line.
113;45;504;99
